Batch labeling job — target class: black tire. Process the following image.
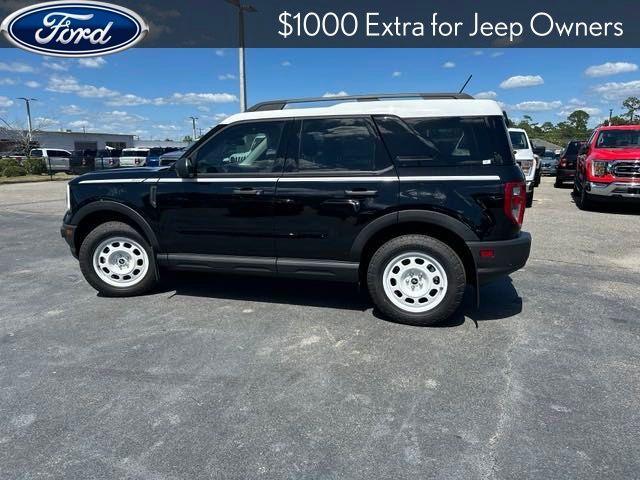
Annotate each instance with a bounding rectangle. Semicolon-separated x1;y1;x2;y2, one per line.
575;185;593;211
554;178;562;188
526;190;534;208
79;221;157;297
366;235;466;326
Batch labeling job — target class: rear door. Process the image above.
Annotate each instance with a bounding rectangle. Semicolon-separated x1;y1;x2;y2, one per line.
274;116;398;263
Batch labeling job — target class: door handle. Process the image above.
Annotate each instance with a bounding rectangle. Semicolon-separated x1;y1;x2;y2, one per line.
344;189;378;197
233;187;264;196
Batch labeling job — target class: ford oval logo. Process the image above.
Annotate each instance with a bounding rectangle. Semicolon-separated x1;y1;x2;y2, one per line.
1;1;149;57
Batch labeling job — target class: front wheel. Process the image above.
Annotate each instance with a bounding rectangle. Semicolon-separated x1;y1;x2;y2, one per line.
79;221;157;296
366;235;466;326
575;185;593;211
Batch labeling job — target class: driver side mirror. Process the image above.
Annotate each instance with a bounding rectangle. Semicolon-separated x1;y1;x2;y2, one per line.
578;145;589;155
175;155;194;178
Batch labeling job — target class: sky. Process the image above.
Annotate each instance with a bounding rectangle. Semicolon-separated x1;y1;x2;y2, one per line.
1;48;640;140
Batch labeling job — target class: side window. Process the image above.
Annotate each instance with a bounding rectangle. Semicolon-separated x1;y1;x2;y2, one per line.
291;117;378;172
196;121;285;175
30;149;42;157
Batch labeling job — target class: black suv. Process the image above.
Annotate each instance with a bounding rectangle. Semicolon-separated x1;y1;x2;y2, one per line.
61;93;531;326
555;140;585;187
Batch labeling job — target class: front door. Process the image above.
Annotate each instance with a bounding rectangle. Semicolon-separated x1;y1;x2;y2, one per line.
274;116;398;261
156;119;288;258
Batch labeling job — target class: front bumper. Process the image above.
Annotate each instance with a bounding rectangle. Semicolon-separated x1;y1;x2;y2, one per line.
587;181;640;199
467;232;532;285
60;222;78;258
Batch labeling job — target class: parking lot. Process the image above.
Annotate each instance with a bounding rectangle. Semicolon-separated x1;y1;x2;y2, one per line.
1;178;639;479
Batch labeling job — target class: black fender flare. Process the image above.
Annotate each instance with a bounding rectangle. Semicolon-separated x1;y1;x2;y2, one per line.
70;201;160;251
349;209;479;261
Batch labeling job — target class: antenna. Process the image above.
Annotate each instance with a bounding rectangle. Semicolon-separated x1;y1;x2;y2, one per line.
459;74;473;94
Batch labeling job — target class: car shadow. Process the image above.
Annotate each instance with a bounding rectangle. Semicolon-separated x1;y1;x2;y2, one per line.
157;271;522;327
570;192;640;215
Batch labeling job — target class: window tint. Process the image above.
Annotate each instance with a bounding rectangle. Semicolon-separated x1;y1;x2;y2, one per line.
293;117;377;172
196;121;285;174
565;141;581;155
30;149;42;157
596;129;640;148
509;131;529;149
52;150;70;157
376;115;513;166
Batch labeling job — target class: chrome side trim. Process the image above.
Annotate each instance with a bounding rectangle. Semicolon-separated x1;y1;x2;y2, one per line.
399;175;501;181
78;178;146;184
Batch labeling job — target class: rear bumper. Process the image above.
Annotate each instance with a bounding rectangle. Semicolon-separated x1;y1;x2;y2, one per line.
556;168;576;181
587;181;640;199
467;232;532;285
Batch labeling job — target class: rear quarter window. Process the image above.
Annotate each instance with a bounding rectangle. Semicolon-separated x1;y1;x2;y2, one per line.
375;115;513;166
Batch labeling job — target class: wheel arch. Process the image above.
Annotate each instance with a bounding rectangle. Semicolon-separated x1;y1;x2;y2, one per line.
70;201;160;256
352;210;479;289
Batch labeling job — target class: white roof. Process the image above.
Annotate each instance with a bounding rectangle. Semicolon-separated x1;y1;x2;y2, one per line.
508;127;526;133
222;99;504;125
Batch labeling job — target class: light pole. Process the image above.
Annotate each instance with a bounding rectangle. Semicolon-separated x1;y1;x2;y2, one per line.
225;0;256;112
17;97;37;142
189;116;198;140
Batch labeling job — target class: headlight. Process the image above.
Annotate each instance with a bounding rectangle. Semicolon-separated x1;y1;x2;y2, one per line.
592;160;608;177
518;159;533;175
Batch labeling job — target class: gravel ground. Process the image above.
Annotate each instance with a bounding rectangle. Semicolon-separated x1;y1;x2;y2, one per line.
0;177;639;479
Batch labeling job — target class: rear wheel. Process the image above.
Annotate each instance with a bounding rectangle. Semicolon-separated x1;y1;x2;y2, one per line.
79;221;157;296
526;189;534;208
554;178;562;188
367;235;466;326
575;185;593;211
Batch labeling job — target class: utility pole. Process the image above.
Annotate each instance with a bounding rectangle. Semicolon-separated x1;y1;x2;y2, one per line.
189;116;198;140
609;108;613;125
17;97;36;142
225;0;256;112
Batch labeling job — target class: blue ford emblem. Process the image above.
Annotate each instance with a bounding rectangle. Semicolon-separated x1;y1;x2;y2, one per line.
1;1;149;57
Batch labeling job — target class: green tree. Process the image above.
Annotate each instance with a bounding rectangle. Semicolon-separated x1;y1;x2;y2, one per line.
182;135;193;142
622;96;640;123
568;110;590;134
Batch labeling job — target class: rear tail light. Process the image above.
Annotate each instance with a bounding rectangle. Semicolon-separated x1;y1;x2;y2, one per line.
559;157;567;168
504;181;526;226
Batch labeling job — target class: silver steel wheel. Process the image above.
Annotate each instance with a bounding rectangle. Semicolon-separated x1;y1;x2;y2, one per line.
92;236;149;288
382;251;448;313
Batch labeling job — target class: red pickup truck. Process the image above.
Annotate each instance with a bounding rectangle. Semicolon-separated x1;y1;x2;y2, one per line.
574;125;640;209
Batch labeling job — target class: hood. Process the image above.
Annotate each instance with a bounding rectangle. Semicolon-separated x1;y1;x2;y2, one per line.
591;147;640;161
69;167;167;185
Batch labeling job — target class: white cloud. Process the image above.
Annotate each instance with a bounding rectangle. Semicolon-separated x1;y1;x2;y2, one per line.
68;119;93;129
42;60;68;71
105;93;151;106
218;73;236;80
215;49;225;57
47;75;119;98
153;124;181;131
392;71;402;77
568;98;585;106
474;91;498;99
0;62;34;73
34;116;59;127
442;61;455;68
103;110;147;122
0;78;17;85
490;51;504;58
592;80;640;100
585;62;638;78
512;100;562;111
0;96;14;107
557;106;601;116
500;75;544;89
473;50;484;56
165;92;238;105
60;104;85;115
78;57;107;68
197;106;210;112
25;80;40;88
281;60;292;67
322;91;349;98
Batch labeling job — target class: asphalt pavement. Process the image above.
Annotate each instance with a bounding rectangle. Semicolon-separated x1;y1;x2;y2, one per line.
0;178;639;479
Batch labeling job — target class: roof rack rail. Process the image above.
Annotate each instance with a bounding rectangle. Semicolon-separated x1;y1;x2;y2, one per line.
247;92;474;112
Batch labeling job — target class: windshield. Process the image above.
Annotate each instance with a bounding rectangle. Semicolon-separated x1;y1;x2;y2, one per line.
596;130;640;148
509;131;529;150
122;149;149;157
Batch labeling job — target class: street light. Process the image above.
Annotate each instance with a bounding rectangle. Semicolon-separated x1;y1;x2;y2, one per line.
17;97;37;142
189;116;199;140
225;0;256;112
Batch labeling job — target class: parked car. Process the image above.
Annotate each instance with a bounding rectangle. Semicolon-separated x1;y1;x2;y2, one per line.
532;145;544;186
61;92;531;327
574;125;640;209
540;151;558;176
158;148;185;166
555;140;585;188
94;149;122;169
69;149;96;175
120;148;150;167
29;148;72;173
509;128;537;207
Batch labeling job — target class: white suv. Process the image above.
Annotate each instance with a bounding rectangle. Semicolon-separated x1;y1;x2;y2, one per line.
508;128;537;207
